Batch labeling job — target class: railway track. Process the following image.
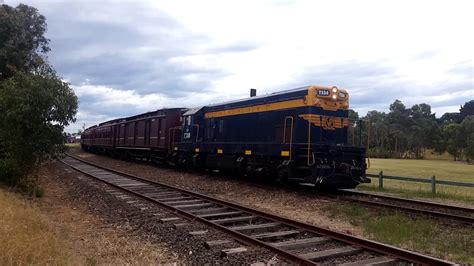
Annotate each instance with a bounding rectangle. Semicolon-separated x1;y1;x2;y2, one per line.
338;189;474;224
61;154;454;265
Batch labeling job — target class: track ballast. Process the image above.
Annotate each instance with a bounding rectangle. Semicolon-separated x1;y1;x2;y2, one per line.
62;154;455;265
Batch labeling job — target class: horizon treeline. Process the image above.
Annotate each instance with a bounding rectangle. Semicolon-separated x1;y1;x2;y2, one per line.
348;100;474;161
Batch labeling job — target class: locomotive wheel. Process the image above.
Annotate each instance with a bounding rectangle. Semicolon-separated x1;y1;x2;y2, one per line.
277;168;289;184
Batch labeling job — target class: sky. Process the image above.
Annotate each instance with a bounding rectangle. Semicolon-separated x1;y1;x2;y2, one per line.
5;0;474;132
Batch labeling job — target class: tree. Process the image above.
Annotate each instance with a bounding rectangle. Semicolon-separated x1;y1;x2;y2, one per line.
348;109;359;121
409;103;438;158
460;100;474;121
365;111;389;157
462;115;474;162
439;112;461;124
442;123;464;161
347;109;359;145
357;101;444;159
0;3;77;188
387;100;412;157
0;4;50;80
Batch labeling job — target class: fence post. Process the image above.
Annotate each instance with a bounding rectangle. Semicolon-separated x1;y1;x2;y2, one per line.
379;171;383;189
431;175;436;194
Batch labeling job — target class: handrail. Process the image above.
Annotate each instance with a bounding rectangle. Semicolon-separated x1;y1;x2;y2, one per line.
194;124;200;142
283;116;294;160
168;126;182;153
307;118;314;166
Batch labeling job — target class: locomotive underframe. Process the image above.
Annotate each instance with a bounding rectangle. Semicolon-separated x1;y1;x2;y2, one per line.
176;142;368;189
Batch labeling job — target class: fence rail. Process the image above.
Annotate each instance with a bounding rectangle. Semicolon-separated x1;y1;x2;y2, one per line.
366;172;474;194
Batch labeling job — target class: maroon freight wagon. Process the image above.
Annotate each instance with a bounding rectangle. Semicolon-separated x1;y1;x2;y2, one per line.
80;122;116;150
80;125;96;147
81;108;185;160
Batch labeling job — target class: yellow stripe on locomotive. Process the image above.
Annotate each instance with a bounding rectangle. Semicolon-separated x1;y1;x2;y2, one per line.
204;85;349;119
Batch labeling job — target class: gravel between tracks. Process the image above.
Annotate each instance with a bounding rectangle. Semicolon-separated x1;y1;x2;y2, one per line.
52;160;279;264
69;148;362;236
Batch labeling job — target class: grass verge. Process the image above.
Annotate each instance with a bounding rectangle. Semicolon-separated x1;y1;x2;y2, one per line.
363;158;474;202
65;143;80;148
358;184;474;204
322;202;474;264
0;187;72;265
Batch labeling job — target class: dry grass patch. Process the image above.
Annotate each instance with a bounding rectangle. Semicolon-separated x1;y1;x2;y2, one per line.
1;166;178;265
0;188;73;265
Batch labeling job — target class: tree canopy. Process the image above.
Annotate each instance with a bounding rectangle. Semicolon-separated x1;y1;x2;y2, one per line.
460;100;474;121
350;100;474;162
0;3;78;188
0;4;50;80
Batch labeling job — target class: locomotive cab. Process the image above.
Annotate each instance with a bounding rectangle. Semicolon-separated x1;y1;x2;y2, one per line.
181;107;203;143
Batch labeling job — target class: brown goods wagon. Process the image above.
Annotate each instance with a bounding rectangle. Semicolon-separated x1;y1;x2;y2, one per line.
80;125;97;147
116;108;184;153
93;124;115;148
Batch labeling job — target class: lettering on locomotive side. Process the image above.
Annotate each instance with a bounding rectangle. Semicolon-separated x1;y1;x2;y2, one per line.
298;114;349;130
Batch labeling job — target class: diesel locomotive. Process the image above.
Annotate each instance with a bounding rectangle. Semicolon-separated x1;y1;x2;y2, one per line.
81;85;369;189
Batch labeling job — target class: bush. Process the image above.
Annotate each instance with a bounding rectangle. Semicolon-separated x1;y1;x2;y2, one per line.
0;158;24;186
0;4;78;188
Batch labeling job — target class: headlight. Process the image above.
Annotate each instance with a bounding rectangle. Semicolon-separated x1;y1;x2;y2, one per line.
332;87;338;93
332;95;337;100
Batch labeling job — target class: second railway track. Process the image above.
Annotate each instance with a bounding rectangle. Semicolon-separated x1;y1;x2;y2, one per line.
62;154;455;265
338;189;474;224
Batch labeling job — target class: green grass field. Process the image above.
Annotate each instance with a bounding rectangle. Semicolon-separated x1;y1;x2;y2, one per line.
360;158;474;203
367;158;473;182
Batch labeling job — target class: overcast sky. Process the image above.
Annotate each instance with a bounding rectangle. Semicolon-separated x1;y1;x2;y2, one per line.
6;0;474;132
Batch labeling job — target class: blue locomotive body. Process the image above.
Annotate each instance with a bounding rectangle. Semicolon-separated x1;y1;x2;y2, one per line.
175;85;368;189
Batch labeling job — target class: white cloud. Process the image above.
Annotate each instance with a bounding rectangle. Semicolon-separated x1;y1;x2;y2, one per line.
67;83;227;132
5;0;472;132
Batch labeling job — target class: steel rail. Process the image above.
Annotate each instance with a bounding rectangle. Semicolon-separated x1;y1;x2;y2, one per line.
62;155;316;265
62;153;455;265
338;189;474;224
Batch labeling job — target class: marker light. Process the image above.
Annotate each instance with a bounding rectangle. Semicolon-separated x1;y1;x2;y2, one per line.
338;92;346;98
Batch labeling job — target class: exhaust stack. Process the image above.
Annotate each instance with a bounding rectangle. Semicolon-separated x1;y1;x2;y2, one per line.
250;88;256;97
